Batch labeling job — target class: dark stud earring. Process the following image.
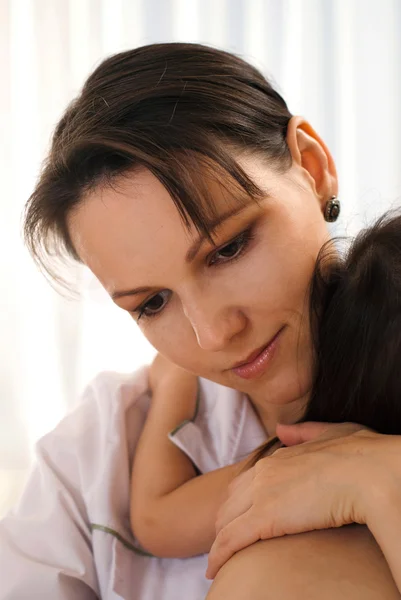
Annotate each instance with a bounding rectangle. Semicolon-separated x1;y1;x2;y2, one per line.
324;196;341;222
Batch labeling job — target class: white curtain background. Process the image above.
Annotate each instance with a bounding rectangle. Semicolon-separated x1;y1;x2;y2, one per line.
1;0;400;516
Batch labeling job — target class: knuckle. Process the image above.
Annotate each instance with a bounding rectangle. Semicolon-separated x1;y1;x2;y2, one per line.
271;447;288;458
215;526;232;550
254;457;268;473
215;513;224;532
255;455;277;474
227;479;237;494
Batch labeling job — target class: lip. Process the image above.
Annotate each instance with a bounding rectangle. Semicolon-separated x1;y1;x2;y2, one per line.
231;327;284;380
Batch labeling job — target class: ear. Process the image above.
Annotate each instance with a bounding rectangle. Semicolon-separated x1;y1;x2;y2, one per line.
286;116;338;209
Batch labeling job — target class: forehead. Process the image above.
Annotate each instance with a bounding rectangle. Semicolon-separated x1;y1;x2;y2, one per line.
67;157;276;292
68;169;188;286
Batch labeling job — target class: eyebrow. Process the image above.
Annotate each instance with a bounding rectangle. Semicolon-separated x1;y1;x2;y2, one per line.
185;203;251;262
111;203;253;301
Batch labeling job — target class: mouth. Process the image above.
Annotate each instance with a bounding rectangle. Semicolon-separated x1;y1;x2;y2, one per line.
230;327;284;380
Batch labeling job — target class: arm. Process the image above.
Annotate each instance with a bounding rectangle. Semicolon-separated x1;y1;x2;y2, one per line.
206;526;400;599
130;356;248;557
206;423;401;584
365;483;401;594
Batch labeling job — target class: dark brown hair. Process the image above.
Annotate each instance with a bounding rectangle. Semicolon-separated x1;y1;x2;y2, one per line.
250;210;401;465
23;42;293;289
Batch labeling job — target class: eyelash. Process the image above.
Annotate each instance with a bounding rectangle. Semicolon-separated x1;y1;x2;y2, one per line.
134;226;256;322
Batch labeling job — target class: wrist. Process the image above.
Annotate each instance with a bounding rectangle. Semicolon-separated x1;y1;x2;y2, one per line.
364;472;401;529
362;476;401;594
149;377;198;426
153;377;197;405
353;449;399;530
150;368;197;395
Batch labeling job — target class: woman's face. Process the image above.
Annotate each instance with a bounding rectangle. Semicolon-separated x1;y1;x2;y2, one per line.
68;145;333;423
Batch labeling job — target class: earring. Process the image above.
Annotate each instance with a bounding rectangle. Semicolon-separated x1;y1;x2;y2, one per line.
324;196;341;222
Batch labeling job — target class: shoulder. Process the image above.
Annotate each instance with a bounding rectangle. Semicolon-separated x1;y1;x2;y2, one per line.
40;366;149;442
33;367;151;501
0;367;151;598
206;527;399;600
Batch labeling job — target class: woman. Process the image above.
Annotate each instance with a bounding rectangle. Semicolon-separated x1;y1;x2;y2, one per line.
1;42;401;598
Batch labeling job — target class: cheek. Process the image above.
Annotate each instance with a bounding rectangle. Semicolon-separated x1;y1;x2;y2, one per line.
234;238;317;316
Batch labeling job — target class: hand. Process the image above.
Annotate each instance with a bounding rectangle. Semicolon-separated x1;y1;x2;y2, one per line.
206;421;388;579
148;354;198;423
149;353;197;395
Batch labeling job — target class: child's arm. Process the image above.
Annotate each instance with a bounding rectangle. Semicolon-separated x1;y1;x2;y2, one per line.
130;355;250;558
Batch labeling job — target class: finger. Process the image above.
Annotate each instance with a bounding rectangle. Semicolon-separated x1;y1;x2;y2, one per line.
275;421;332;446
215;478;252;533
206;512;260;579
228;468;253;494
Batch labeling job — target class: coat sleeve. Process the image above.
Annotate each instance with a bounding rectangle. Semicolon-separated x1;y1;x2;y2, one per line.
0;426;100;599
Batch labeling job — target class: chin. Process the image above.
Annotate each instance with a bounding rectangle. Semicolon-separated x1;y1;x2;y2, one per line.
248;366;312;405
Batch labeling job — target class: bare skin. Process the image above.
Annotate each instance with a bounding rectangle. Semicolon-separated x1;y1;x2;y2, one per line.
67;117;401;592
68;117;335;436
207;526;400;599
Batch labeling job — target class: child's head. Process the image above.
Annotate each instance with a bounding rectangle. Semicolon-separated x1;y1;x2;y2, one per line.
305;210;401;435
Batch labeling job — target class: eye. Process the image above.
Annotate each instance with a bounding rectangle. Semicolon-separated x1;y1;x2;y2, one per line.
133;227;255;322
209;228;254;266
135;290;171;321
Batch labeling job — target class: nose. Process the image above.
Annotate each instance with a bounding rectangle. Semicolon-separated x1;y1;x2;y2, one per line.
182;294;247;352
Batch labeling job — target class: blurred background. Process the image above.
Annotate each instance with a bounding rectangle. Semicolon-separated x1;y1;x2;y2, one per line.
0;0;400;516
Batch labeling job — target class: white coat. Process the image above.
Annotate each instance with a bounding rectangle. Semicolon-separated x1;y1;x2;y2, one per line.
0;367;267;599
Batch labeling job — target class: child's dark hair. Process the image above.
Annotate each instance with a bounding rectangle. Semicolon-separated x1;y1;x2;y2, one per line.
250;209;401;465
